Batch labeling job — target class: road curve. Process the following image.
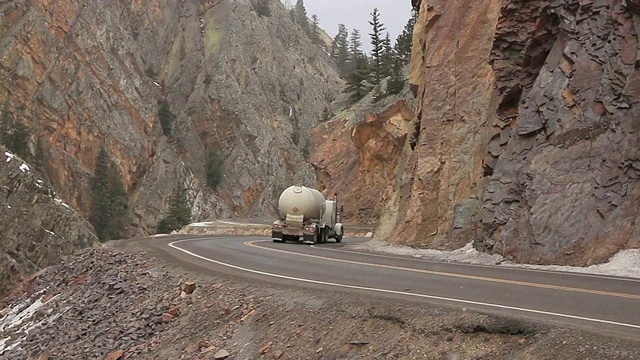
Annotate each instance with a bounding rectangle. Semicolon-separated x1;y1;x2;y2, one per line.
153;235;640;338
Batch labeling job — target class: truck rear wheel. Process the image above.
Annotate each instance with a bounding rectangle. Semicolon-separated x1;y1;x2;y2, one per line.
318;228;326;244
335;234;343;243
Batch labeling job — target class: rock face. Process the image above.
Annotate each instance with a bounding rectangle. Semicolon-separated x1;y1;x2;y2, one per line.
0;0;341;235
393;0;640;265
311;81;415;224
0;147;97;299
480;0;640;265
388;0;501;248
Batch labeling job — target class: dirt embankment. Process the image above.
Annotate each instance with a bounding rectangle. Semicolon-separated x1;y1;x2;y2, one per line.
1;236;638;359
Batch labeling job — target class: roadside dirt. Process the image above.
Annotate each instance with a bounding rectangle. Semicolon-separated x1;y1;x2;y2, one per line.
1;235;639;360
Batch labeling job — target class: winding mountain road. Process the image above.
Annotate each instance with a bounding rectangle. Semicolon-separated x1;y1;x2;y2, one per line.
150;235;640;338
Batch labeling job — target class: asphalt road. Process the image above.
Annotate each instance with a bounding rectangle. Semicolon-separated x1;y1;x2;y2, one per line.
155;235;640;338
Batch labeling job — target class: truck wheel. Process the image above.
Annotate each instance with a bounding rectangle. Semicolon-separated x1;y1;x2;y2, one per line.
336;234;343;243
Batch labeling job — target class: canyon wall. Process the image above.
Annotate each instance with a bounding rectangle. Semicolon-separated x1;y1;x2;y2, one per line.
391;0;640;265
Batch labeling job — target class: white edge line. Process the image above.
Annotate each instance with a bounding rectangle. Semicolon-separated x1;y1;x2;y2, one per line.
168;238;640;331
311;243;640;283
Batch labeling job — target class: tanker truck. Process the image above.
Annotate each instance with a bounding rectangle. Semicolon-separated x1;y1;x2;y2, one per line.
271;185;344;244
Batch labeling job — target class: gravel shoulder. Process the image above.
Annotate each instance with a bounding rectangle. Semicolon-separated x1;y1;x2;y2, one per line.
1;235;639;360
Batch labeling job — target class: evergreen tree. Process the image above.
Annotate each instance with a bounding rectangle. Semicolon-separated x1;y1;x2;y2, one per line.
381;32;395;79
106;165;128;240
368;8;387;84
321;107;331;122
348;29;363;74
387;58;406;95
294;0;310;35
254;0;271;17
0;102;30;160
310;14;321;44
90;147;112;240
7;120;30;160
395;9;417;66
206;150;224;188
157;186;192;234
344;54;372;102
90;146;129;241
0;101;9;145
34;136;47;175
349;29;363;56
158;99;173;136
331;24;349;76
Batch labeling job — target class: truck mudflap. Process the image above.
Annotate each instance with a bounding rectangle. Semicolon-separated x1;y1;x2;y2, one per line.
271;229;284;242
302;224;318;244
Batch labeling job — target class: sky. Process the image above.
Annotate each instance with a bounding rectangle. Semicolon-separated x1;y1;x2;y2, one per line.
284;0;414;55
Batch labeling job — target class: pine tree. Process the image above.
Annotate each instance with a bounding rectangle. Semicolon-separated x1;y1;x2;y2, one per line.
91;147;112;240
381;32;395;79
349;29;363;55
395;9;417;66
387;62;405;95
321;107;331;122
0;101;9;145
345;54;372;102
348;29;363;74
310;14;321;44
368;8;387;84
331;24;349;76
90;146;129;241
8;120;30;160
158;99;173;136
106;164;128;240
34;136;48;176
294;0;310;35
157;186;192;234
254;0;271;17
206;150;224;188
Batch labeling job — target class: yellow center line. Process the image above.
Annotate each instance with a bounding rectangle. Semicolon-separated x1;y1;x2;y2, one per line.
245;241;640;300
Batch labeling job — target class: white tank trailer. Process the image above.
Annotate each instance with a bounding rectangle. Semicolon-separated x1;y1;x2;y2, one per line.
272;185;344;244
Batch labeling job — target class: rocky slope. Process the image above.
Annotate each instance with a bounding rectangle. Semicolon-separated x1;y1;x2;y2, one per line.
310;79;415;224
2;236;639;359
0;0;341;236
0;146;97;299
383;0;640;266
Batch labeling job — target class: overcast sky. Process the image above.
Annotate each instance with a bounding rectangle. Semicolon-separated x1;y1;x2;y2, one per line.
288;0;414;54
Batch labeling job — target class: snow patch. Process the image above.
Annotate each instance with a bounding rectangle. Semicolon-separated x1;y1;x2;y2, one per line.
189;222;217;227
44;229;56;236
4;152;13;162
54;198;72;210
0;291;61;354
350;241;640;279
510;249;640;278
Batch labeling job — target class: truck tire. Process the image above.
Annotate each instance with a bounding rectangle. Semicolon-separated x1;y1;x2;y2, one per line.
335;234;343;243
318;228;326;244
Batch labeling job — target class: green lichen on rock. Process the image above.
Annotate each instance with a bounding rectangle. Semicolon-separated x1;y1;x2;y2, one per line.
204;18;222;58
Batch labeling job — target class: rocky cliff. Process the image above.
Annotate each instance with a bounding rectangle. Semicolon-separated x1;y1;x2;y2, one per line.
311;79;415;224
0;0;341;235
387;0;640;265
0;146;97;299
